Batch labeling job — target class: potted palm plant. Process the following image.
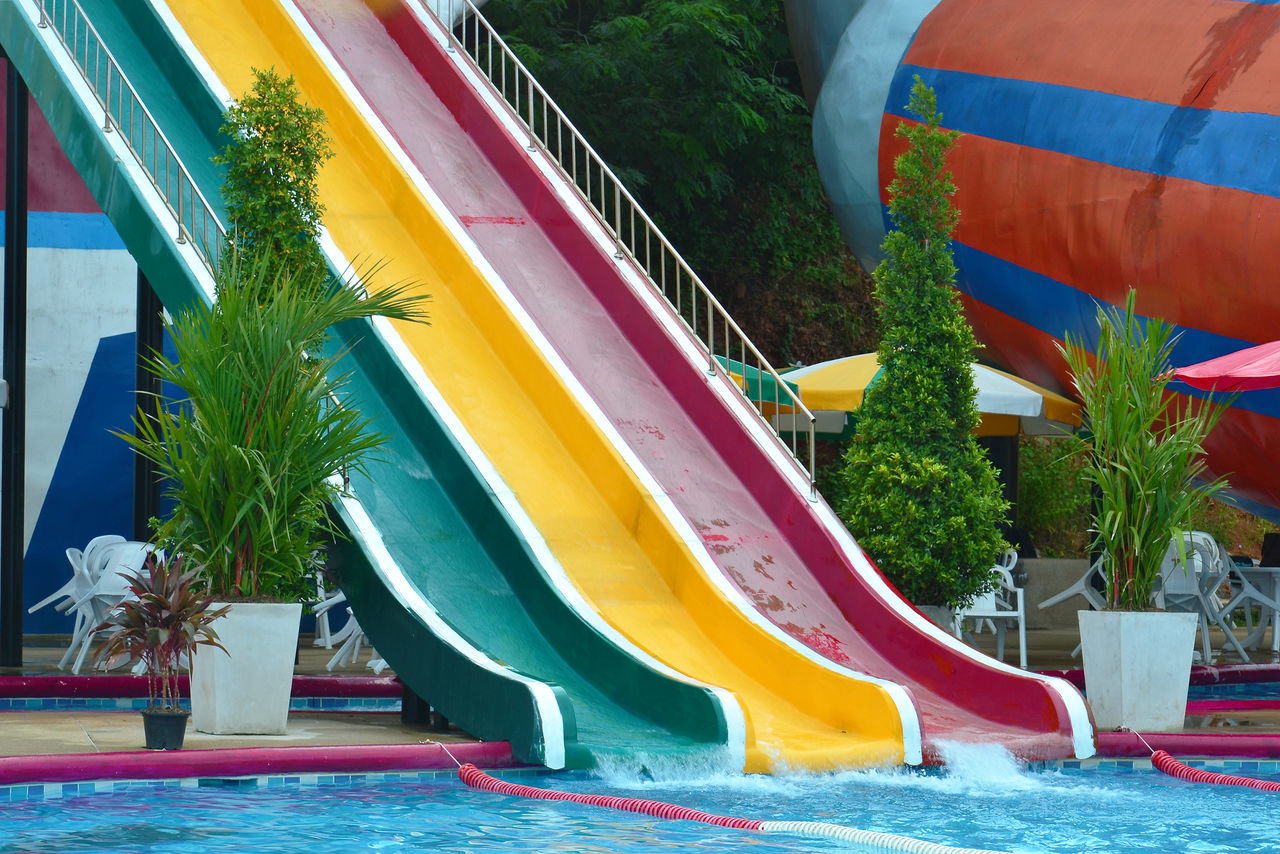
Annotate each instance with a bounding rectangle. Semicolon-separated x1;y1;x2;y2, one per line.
122;252;428;734
121;69;429;734
1059;289;1230;731
94;554;229;749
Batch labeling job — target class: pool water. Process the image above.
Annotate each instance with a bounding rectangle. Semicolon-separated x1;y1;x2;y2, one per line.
5;745;1279;853
1189;680;1280;700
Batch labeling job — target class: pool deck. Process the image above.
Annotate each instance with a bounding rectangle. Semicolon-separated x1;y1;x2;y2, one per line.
5;629;1280;785
0;636;515;786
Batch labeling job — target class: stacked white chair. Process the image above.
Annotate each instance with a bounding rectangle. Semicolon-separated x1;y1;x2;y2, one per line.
953;549;1028;669
313;590;385;672
1154;531;1239;663
38;537;160;674
1214;539;1280;655
26;535;127;671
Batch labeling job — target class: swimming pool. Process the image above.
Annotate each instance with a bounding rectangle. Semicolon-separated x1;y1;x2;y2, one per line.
4;745;1278;853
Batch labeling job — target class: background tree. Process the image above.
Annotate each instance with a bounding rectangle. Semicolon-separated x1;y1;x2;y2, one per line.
837;78;1007;609
481;0;875;365
213;67;334;295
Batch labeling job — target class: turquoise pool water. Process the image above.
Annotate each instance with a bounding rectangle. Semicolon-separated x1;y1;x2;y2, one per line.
1189;680;1280;699
4;745;1278;853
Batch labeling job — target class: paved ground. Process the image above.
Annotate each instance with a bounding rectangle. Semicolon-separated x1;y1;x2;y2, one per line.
4;626;1280;760
0;636;476;758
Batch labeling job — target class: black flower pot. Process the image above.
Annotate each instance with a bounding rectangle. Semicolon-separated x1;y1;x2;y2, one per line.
141;708;191;750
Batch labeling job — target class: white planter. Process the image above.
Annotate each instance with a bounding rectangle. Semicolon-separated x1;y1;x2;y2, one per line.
1078;610;1197;732
190;602;301;735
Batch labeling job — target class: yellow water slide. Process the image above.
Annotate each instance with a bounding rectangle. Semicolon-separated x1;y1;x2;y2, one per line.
162;0;912;771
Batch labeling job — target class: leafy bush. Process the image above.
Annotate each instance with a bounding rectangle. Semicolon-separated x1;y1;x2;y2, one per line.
213;67;333;294
1016;435;1091;558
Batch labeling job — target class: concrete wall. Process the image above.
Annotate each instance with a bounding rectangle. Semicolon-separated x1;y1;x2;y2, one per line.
1021;557;1091;630
1;78;138;633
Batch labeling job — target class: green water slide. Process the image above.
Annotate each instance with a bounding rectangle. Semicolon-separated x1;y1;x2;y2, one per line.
0;0;736;769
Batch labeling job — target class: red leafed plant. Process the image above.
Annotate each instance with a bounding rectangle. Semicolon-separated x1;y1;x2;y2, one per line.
95;555;230;711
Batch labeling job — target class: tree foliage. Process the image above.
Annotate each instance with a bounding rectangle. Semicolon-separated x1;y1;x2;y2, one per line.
837;78;1008;609
213;67;334;294
481;0;875;363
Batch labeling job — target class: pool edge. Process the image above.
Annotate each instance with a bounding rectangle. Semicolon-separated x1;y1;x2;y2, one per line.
0;740;519;787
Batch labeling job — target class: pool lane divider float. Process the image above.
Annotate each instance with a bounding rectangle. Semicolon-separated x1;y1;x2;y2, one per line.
457;764;1011;854
1152;750;1280;792
1121;728;1280;792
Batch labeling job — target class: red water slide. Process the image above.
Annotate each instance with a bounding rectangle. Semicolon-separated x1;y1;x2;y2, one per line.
294;0;1093;761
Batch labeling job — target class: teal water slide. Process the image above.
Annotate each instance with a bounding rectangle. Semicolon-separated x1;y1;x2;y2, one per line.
0;0;736;769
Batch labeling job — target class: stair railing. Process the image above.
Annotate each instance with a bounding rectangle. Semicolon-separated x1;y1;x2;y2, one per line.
35;0;222;275
426;0;817;493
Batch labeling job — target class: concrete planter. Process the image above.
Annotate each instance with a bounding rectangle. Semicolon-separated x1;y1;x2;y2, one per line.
191;602;301;735
1023;558;1090;629
1078;610;1197;732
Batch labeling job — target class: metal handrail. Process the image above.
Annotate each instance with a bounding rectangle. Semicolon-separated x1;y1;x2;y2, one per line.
427;0;817;491
35;0;224;275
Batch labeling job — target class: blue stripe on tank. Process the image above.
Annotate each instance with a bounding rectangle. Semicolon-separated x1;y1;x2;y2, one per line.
886;65;1280;200
948;240;1280;417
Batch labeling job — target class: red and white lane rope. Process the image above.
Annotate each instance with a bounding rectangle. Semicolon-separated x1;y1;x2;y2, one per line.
1151;750;1280;792
457;764;1012;854
1122;728;1280;792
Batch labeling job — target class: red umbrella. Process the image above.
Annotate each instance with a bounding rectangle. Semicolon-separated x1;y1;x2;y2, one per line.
1173;340;1280;392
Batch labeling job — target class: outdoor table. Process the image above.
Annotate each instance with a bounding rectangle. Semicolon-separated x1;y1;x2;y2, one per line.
1236;565;1280;654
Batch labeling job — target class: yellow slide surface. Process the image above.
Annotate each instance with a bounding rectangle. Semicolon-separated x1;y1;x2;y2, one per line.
165;0;907;772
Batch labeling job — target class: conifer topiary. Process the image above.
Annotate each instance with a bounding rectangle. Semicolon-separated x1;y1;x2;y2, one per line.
837;77;1008;609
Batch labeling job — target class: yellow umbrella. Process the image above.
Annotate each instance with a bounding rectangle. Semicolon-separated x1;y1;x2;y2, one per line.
781;353;1081;437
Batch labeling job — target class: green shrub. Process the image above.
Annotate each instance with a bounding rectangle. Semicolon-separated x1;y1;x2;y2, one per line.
213;67;333;295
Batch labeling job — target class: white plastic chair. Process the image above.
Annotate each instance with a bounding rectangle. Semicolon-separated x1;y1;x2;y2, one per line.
1157;530;1254;665
1037;555;1108;613
65;541;158;674
1037;554;1110;658
27;547;92;616
51;537;131;670
81;535;127;576
311;569;340;649
955;549;1028;669
1216;542;1280;654
325;607;366;670
314;591;382;671
33;548;100;671
1154;532;1242;663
